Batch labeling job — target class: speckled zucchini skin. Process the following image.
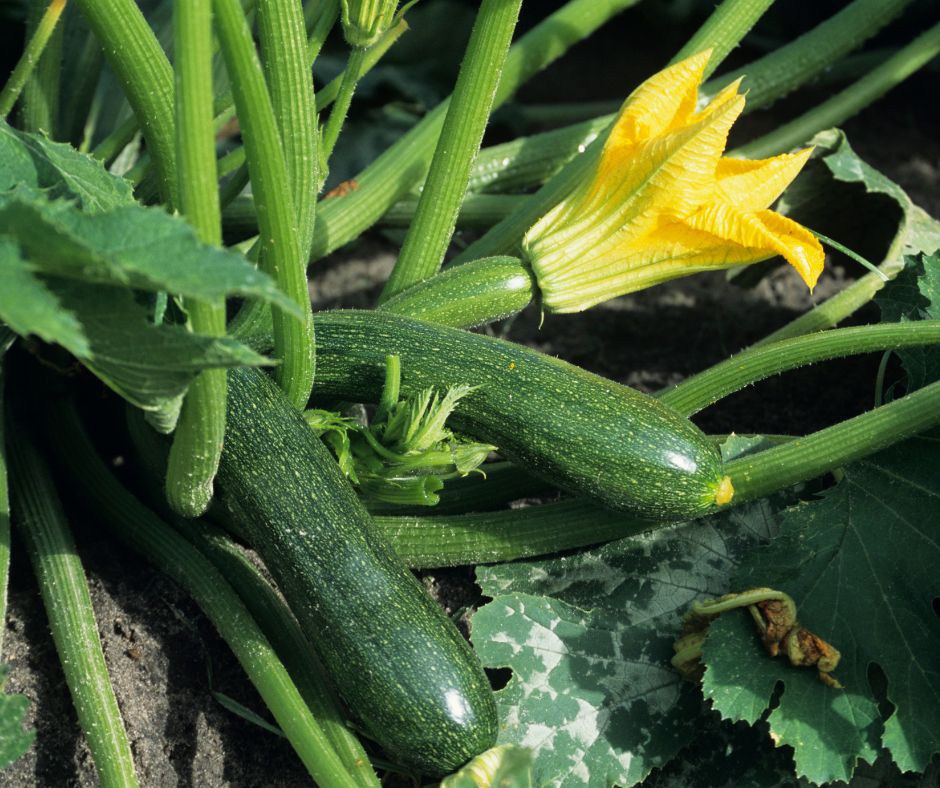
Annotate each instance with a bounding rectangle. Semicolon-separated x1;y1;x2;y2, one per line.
312;310;725;520
217;367;497;776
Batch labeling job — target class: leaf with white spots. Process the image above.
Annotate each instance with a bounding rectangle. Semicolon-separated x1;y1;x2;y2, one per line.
701;432;940;784
473;499;783;786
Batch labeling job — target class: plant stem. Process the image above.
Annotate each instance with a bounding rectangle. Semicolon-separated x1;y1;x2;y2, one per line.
382;194;523;230
738;21;940;159
165;0;227;518
319;46;368;166
72;0;177;204
0;0;67;120
307;0;644;263
0;338;14;655
257;0;319;259
705;0;914;109
380;0;522;301
305;0;340;65
8;429;139;788
725;377;940;503
213;0;315;408
51;403;361;788
659;322;940;417
669;0;774;76
61;29;105;147
374;499;652;569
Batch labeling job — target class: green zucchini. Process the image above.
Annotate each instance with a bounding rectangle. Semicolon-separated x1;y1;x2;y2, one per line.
311;311;732;519
216;367;497;776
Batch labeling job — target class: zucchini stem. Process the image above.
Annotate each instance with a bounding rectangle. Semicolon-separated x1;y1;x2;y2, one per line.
0;0;67;121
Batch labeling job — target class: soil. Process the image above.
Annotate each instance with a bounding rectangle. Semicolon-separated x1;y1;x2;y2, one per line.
3;5;940;787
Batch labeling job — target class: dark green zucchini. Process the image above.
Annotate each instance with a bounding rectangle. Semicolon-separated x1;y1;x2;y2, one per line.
311;310;732;519
217;367;497;776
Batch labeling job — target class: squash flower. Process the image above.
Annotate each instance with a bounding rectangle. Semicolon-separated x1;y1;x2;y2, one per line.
522;51;825;313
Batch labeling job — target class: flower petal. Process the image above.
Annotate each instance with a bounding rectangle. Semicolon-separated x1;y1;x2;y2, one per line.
605;50;712;155
716;148;813;211
683;202;825;288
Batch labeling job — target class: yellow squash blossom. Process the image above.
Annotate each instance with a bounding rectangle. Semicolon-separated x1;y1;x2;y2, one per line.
522;51;825;313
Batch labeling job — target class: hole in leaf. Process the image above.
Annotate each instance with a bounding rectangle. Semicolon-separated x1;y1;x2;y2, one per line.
486;667;512;691
867;662;894;722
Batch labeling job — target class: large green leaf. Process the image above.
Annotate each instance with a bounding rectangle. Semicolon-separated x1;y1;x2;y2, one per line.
472;498;783;787
0;191;298;314
0;121;133;212
701;433;940;783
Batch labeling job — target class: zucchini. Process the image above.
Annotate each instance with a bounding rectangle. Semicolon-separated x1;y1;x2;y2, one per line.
217;367;497;776
311;311;731;519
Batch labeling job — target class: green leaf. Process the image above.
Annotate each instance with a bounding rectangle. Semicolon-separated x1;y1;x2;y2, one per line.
440;744;533;788
876;252;940;392
0;120;134;212
0;191;299;315
49;278;268;414
472;499;783;787
701;433;940;783
0;666;34;770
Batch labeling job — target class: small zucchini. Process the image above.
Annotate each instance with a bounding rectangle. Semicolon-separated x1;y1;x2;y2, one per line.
311;310;731;520
217;367;497;776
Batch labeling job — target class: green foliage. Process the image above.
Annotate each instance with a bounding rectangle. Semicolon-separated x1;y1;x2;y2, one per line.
440;744;533;788
472;497;783;787
0;120;297;420
702;432;940;783
0;667;33;771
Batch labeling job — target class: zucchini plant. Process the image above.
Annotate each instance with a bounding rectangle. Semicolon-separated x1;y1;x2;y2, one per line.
1;0;939;785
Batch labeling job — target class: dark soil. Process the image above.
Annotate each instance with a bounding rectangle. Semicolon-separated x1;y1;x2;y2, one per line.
3;5;940;786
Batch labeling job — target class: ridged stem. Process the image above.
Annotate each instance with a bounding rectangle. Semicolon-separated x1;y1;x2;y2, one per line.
382;194;522;230
305;0;340;65
18;0;65;135
724;378;940;503
8;430;139;788
0;340;13;655
705;0;914;108
72;0;177;204
659;321;940;417
380;0;522;301
668;0;774;75
213;0;315;408
375;499;652;569
738;21;940;159
61;30;105;147
165;0;227;518
257;0;319;259
51;403;361;788
0;0;67;120
307;0;645;263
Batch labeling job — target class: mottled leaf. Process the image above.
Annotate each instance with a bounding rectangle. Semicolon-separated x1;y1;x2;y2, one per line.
473;499;783;787
0;667;33;770
701;433;940;783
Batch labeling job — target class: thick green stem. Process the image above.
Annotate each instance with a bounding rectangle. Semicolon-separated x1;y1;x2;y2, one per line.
738;21;940;159
257;0;319;259
0;337;14;655
213;0;315;408
8;430;139;788
659;322;940;417
51;404;361;788
380;0;522;301
0;0;67;120
725;378;940;503
166;0;227;518
73;0;177;204
61;29;104;147
706;0;914;108
18;0;65;135
307;0;644;263
669;0;774;75
382;194;523;230
305;0;340;65
374;499;652;569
